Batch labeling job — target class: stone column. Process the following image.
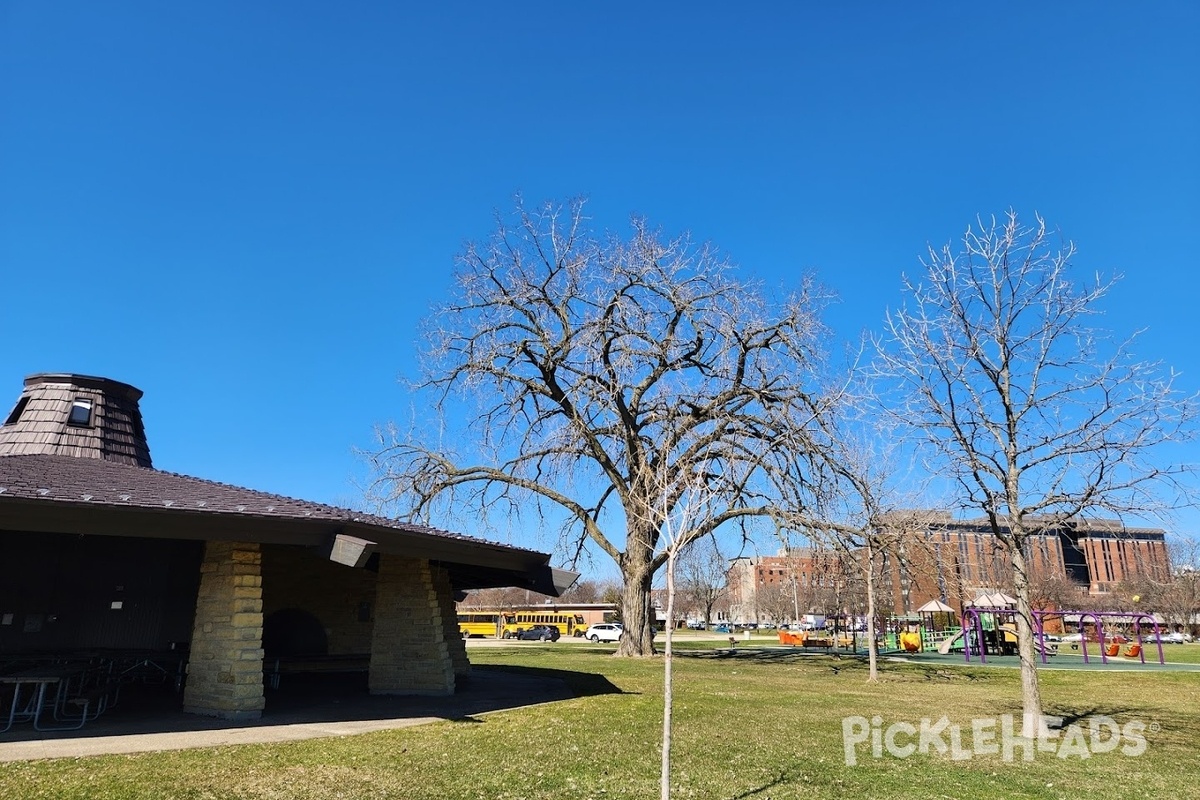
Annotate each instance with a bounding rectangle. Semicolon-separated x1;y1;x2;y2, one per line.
369;556;455;696
183;541;266;720
432;565;471;678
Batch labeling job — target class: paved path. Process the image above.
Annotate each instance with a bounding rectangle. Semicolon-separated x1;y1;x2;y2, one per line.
0;666;580;763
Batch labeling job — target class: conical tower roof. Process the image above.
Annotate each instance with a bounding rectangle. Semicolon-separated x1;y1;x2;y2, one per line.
0;373;152;467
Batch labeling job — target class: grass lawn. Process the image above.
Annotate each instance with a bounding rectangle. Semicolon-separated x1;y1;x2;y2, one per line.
2;641;1199;799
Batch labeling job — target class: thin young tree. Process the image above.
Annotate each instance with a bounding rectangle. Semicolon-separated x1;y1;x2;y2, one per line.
796;490;932;682
643;468;723;800
372;198;834;655
645;460;764;798
876;211;1197;734
783;384;931;681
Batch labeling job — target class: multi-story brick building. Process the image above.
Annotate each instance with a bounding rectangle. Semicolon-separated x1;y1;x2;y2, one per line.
877;515;1172;615
724;516;1172;623
726;548;851;625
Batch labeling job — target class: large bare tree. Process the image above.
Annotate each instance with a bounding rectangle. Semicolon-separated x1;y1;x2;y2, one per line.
373;198;832;655
876;210;1197;734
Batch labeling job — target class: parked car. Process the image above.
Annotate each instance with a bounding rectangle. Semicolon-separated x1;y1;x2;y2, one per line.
515;625;560;641
586;623;623;642
712;623;732;634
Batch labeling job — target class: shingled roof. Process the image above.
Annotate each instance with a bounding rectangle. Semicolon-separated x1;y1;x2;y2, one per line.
0;374;151;467
0;453;499;543
0;374;574;594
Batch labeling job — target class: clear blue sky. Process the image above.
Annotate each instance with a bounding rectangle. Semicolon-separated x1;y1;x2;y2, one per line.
3;4;1198;561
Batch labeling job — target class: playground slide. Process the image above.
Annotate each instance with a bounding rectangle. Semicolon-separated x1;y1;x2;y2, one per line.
935;627;1056;657
999;625;1057;657
937;631;964;654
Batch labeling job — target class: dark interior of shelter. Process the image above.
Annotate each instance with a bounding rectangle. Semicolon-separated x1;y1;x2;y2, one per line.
1;534;202;654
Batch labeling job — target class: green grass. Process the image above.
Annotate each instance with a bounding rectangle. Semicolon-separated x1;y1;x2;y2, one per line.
1160;642;1200;664
3;643;1199;799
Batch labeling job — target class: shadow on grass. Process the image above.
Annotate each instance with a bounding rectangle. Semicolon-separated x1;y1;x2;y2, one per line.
679;647;874;676
470;663;626;699
1051;706;1141;727
724;767;794;799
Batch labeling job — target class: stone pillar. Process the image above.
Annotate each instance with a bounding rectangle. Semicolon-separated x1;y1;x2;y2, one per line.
183;541;266;720
432;565;471;678
368;556;455;696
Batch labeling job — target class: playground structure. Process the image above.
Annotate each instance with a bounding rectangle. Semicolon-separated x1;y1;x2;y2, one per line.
775;602;1167;667
956;606;1055;663
954;607;1164;665
1041;610;1165;666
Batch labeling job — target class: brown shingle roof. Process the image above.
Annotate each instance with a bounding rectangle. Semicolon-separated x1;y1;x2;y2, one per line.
0;453;531;552
0;373;574;594
0;374;151;467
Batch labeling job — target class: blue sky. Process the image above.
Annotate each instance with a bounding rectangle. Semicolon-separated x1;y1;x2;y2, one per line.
2;4;1198;566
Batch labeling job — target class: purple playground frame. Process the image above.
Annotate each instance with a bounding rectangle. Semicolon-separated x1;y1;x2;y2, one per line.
959;608;1164;666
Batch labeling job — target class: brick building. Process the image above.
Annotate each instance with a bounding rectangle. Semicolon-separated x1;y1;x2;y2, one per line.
0;373;572;720
724;516;1172;623
726;549;848;624
876;515;1172;615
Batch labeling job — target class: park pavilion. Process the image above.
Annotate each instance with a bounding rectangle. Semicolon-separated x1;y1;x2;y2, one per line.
0;373;572;720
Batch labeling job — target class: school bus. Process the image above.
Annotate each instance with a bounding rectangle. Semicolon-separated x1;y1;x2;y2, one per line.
457;612;502;638
500;611;588;639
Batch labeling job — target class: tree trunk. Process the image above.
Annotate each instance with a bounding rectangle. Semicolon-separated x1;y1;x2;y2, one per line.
1010;540;1045;738
865;538;879;682
660;549;676;800
618;548;657;656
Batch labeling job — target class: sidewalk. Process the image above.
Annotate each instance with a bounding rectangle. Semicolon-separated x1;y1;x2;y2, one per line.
0;666;579;762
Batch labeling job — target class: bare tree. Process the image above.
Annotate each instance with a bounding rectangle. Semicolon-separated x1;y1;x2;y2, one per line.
755;576;796;626
787;391;931;681
1027;574;1089;615
557;579;604;604
459;586;529;609
373;198;833;655
640;469;724;800
876;211;1197;735
809;509;937;682
674;536;729;626
1158;535;1200;634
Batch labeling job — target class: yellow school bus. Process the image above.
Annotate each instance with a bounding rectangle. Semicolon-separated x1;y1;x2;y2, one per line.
500;611;588;639
457;612;502;638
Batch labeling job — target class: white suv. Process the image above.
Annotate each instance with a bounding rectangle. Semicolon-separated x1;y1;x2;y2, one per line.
586;623;623;643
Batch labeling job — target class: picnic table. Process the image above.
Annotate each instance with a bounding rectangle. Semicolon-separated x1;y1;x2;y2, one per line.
0;664;87;732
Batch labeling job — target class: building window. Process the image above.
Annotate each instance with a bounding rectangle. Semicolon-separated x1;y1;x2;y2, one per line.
4;397;29;425
67;398;93;427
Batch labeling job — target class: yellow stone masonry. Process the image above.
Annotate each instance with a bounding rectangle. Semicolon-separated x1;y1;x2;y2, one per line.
182;541;266;720
368;556;456;696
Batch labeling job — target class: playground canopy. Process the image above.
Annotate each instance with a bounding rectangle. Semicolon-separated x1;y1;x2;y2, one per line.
968;592;1016;608
916;600;955;614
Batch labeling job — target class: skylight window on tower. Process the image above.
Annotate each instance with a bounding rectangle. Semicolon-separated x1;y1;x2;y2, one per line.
68;398;93;426
3;397;29;426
